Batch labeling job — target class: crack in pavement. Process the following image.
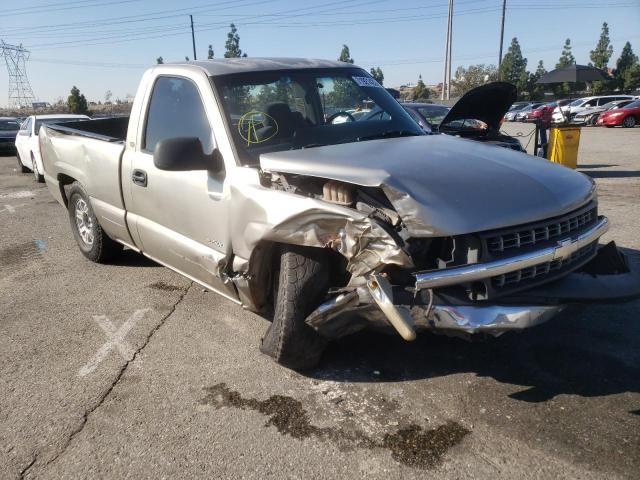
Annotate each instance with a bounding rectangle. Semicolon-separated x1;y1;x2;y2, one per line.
19;281;193;479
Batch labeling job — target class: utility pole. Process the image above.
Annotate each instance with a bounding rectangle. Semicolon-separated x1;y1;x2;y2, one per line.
190;15;197;60
446;0;453;99
498;0;506;78
441;0;453;101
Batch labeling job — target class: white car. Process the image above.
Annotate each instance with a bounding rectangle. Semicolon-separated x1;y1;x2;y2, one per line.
551;95;634;123
15;114;90;182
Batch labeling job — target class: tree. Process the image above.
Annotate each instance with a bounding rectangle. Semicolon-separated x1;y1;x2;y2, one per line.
613;42;639;91
156;56;164;64
590;22;614;94
104;90;113;103
412;75;430;101
556;39;577;94
185;56;190;61
67;86;88;114
525;60;547;100
452;64;497;96
338;44;354;64
624;63;640;92
498;38;528;95
208;44;214;59
556;38;575;68
369;67;384;85
224;23;247;58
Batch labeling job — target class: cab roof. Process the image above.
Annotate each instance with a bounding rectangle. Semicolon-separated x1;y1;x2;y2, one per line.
166;57;355;76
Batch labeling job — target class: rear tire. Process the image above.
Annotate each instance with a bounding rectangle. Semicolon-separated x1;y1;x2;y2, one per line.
260;245;330;370
67;182;122;263
31;153;44;183
622;116;636;128
16;153;29;173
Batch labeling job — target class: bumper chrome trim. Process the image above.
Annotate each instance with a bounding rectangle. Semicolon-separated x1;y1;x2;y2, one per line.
416;304;566;335
414;216;609;290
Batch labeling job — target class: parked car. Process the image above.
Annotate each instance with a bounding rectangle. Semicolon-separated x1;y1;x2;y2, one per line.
552;95;635;123
401;102;450;130
435;82;525;151
596;99;640;127
39;59;640;369
15;114;90;182
503;101;531;121
573;99;636;126
514;102;546;121
0;117;21;155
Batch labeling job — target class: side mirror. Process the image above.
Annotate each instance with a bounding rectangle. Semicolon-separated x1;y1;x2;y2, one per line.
153;137;224;174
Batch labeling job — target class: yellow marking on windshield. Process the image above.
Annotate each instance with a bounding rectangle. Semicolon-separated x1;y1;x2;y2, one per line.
238;110;278;146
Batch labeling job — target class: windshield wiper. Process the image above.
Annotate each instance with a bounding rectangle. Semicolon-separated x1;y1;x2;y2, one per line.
356;130;421;142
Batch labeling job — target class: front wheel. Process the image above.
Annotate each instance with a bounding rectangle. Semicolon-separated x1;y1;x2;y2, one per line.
67;182;122;263
622;116;636;128
260;245;330;370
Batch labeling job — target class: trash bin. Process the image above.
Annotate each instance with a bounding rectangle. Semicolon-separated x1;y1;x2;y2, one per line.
546;126;581;169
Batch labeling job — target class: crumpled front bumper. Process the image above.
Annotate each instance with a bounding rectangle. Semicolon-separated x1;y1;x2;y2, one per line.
306;241;640;340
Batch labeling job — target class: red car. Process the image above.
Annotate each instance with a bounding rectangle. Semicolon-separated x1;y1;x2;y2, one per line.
524;102;555;125
597;99;640;127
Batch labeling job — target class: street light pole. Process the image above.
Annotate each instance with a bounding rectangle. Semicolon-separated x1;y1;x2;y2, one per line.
441;0;453;100
190;14;197;61
446;0;453;99
498;0;506;77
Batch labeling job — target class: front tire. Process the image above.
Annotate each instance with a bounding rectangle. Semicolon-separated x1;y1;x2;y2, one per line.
31;153;44;183
67;182;122;263
622;116;636;128
260;245;330;370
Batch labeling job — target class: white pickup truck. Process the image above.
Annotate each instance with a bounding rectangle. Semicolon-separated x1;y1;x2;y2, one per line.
40;58;640;370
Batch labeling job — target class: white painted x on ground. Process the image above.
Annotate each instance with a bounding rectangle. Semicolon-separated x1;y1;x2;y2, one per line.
78;308;151;377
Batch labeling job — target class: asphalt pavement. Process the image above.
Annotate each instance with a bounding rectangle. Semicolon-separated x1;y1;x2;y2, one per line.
1;126;639;479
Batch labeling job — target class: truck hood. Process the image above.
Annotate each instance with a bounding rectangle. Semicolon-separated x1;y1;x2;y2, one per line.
440;82;517;131
260;134;595;236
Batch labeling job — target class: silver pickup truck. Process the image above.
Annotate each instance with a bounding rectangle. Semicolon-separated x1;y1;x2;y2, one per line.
40;58;640;370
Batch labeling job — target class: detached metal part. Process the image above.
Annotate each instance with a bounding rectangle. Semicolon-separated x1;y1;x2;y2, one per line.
367;274;416;341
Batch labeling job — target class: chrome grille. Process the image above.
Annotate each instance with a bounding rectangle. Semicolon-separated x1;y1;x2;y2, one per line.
492;242;597;288
486;207;596;254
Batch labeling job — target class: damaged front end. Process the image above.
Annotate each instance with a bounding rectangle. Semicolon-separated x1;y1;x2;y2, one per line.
249;163;640;343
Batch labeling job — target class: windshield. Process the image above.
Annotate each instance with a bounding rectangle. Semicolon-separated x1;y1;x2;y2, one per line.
508;103;527;111
0;120;20;131
213;68;423;165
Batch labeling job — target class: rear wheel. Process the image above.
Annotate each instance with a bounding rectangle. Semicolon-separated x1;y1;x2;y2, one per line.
31;153;44;183
67;182;122;263
16;153;29;173
622;116;636;128
260;245;330;370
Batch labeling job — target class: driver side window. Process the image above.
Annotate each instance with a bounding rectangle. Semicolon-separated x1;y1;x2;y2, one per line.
143;76;212;154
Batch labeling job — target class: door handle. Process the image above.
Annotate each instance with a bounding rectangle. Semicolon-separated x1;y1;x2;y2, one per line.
132;169;147;187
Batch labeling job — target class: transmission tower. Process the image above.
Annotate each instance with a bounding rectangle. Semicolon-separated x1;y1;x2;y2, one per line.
1;40;37;109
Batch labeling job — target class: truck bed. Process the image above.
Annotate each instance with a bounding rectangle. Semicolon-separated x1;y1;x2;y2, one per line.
45;116;129;143
40;117;129;232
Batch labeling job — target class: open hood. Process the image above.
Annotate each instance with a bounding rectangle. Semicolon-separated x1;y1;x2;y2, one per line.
440;82;517;131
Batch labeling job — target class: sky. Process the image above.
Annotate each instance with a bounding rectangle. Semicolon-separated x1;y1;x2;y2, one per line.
1;0;639;106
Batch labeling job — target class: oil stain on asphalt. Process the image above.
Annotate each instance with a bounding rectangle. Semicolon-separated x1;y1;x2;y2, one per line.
0;240;45;268
200;383;470;469
148;281;187;292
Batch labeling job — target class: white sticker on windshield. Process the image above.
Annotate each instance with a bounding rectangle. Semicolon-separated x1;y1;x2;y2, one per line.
352;76;383;88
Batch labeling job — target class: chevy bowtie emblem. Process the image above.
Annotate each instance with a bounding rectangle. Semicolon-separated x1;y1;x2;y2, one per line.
553;238;580;261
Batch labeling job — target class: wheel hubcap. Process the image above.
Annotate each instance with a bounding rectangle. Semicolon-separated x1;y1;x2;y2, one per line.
75;198;94;246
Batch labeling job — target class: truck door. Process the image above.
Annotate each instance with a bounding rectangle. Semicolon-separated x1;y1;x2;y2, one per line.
124;74;238;302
